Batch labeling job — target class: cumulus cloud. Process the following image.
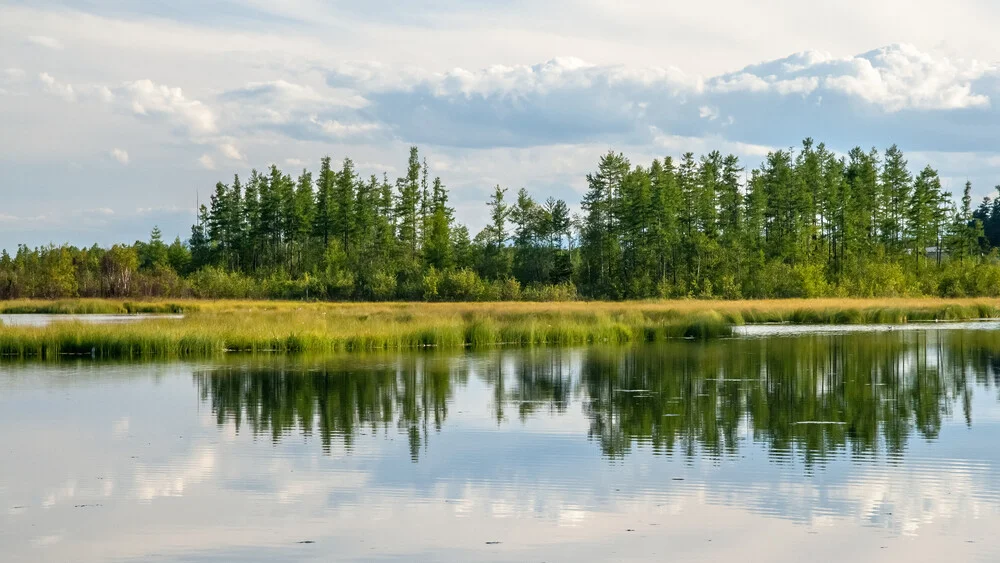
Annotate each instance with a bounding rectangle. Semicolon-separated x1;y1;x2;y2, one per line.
285;158;305;166
325;57;701;148
39;72;75;101
335;57;698;98
110;148;129;164
316;43;1000;151
120;79;217;134
214;79;379;144
33;73;215;139
821;47;990;110
27;35;63;50
710;43;994;111
218;143;244;161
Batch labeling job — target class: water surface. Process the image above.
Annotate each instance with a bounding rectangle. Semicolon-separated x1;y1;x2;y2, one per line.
0;314;184;327
3;329;1000;561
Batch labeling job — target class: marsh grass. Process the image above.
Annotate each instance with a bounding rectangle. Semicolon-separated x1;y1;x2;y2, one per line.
3;297;1000;359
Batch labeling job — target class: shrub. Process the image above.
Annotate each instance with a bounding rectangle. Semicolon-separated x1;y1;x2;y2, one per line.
440;268;486;301
522;282;578;301
422;267;443;301
369;270;397;301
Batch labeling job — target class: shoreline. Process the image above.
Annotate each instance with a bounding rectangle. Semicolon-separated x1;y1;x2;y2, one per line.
4;298;1000;359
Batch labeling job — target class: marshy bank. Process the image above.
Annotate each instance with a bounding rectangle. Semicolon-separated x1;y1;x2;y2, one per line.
3;298;1000;359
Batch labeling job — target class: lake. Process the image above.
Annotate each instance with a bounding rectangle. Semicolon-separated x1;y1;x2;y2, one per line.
2;328;1000;562
0;314;184;327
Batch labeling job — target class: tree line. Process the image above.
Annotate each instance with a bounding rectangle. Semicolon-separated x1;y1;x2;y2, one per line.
5;140;1000;300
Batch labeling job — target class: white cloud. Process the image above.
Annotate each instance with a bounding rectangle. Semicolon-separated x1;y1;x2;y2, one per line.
39;72;75;101
820;44;992;110
335;57;698;98
120;79;217;134
198;154;215;169
110;148;129;165
218;143;244;161
27;35;63;50
7;0;1000;250
710;43;994;111
225;79;367;109
774;76;820;95
309;117;380;138
710;72;771;93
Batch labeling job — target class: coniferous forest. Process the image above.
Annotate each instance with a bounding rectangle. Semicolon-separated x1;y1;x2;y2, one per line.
7;140;1000;301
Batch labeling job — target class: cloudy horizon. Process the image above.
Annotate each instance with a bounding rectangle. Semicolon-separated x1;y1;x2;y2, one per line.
4;1;1000;252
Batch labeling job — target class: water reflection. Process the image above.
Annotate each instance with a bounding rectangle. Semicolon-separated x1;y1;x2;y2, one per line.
0;313;183;327
195;330;997;463
4;330;1000;562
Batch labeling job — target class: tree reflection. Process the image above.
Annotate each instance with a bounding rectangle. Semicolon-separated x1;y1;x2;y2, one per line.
196;354;463;461
195;330;1000;463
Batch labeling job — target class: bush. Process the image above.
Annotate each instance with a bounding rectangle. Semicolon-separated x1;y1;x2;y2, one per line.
522;282;578;301
440;268;486;301
839;261;912;297
794;263;830;298
745;261;803;298
189;266;256;299
422;267;443;301
369;270;397;301
971;263;1000;297
497;277;522;301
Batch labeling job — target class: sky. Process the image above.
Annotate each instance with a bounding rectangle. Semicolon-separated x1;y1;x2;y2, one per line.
3;1;1000;252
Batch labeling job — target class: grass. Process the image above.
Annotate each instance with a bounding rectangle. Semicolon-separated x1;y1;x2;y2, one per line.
3;297;1000;360
0;301;733;359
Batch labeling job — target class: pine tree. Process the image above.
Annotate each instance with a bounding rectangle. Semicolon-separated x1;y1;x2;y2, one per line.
334;158;356;253
291;169;315;272
881;145;912;252
907;166;942;268
242;170;262;272
424;177;452;270
482;185;511;280
314;157;337;248
397;147;422;261
650;157;680;286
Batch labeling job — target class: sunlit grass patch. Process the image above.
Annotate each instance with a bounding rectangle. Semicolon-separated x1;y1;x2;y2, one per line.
3;297;1000;359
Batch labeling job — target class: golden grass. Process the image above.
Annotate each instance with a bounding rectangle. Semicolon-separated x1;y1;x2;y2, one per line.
3;297;1000;359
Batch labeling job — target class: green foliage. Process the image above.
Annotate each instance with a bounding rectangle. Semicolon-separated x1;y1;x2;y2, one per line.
7;141;1000;301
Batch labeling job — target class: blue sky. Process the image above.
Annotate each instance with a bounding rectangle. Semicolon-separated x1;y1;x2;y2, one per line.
3;1;1000;252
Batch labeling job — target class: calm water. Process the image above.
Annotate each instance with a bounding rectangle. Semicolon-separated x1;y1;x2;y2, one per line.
0;314;184;327
3;330;1000;562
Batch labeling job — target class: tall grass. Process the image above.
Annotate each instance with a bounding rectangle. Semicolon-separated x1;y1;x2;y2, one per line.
3;297;1000;360
0;304;732;359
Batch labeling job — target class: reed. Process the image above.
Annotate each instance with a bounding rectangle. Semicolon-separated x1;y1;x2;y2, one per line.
0;305;733;359
3;297;1000;360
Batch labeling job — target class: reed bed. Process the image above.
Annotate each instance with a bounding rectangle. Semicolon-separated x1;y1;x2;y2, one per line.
0;304;730;359
3;297;1000;360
